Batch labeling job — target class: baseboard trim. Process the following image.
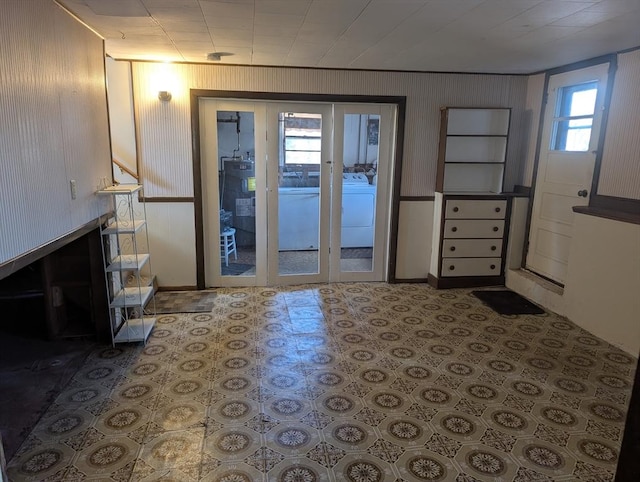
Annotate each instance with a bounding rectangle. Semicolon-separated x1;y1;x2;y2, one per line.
392;277;429;283
157;285;199;291
428;273;504;289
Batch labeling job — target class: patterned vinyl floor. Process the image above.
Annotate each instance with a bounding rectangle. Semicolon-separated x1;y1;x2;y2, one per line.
6;283;635;481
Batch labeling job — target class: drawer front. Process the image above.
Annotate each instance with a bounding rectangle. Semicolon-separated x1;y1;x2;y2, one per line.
442;239;503;258
444;219;504;238
441;258;502;277
446;199;507;219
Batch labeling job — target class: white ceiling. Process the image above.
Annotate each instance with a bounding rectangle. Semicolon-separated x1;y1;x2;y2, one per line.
57;0;640;74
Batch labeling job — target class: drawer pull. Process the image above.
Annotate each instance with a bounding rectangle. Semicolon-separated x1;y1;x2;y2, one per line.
451;226;458;232
492;226;499;232
449;265;455;271
450;246;456;252
453;206;459;213
491;245;497;251
495;207;501;213
490;264;496;270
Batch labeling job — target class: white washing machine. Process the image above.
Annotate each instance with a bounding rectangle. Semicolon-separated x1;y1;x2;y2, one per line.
278;187;320;250
277;173;376;250
341;173;376;248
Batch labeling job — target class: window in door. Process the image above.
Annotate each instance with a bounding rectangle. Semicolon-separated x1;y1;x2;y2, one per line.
551;81;598;152
282;112;322;165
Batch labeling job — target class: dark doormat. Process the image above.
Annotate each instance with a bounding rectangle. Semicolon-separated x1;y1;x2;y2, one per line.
152;290;216;314
472;290;545;315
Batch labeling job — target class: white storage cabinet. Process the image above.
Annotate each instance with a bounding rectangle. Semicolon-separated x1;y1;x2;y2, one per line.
429;107;512;289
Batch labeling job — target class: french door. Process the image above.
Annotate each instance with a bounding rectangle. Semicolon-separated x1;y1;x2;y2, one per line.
200;99;394;287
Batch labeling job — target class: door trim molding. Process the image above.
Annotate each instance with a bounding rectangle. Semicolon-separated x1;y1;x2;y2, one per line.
190;89;406;289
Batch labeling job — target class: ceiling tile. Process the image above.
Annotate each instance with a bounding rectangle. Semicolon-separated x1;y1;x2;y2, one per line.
167;31;211;41
199;1;254;18
54;0;640;73
255;0;312;16
157;20;209;33
550;9;620;27
85;0;148;17
253;35;294;48
143;0;197;7
339;1;426;43
255;12;304;27
254;23;300;37
203;15;253;30
303;0;370;27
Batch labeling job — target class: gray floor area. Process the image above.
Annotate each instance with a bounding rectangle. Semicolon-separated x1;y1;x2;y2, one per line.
0;333;95;461
5;283;635;481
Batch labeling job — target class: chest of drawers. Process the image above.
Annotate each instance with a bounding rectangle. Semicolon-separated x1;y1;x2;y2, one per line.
429;195;510;288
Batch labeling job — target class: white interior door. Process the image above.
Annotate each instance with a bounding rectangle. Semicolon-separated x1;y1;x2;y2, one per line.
526;63;610;284
331;104;395;282
200;99;267;286
266;103;333;285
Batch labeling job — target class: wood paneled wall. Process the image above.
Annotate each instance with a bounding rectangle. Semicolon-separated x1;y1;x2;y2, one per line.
131;62;529;198
0;0;112;266
598;49;640;200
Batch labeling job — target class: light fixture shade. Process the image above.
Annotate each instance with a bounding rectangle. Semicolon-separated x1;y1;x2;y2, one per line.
158;90;172;101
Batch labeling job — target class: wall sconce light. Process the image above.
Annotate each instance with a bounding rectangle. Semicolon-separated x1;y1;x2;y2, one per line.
158;91;172;102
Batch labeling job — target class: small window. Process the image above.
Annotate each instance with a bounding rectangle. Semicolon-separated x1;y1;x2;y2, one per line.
551;81;598;152
281;113;322;165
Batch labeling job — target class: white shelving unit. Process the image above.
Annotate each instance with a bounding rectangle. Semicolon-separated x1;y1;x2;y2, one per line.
437;107;510;194
430;108;512;289
96;184;156;344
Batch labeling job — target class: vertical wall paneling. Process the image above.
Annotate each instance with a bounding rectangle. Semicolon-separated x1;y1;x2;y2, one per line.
132;63;195;198
521;74;546;187
598;50;640;200
0;0;112;266
106;59;138;175
130;62;529;199
145;203;197;287
395;201;434;279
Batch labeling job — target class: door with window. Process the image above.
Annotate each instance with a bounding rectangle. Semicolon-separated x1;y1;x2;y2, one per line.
526;63;609;284
331;104;394;282
200;99;395;287
200;99;267;287
266;103;333;285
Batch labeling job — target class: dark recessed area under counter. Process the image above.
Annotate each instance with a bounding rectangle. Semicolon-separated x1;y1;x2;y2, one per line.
0;227;110;342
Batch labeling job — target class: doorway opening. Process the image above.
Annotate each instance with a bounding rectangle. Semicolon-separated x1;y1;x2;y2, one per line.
194;94;404;288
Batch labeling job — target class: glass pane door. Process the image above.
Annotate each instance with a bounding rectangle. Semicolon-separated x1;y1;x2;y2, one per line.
267;104;332;285
331;104;395;282
217;110;256;277
200;99;267;286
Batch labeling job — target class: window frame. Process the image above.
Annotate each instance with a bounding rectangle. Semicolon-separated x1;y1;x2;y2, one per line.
551;80;598;152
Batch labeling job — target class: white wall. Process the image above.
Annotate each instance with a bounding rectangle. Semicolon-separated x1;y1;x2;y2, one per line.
130;62;528;198
145;203;197;288
564;214;640;355
598;49;640;199
395;201;433;280
0;0;112;266
106;58;137;175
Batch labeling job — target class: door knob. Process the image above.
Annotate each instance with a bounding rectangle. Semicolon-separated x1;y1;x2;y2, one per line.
577;189;588;197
